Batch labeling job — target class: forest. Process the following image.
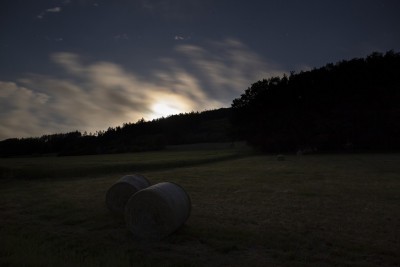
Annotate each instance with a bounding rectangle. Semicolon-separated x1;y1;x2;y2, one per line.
231;50;400;153
1;50;399;157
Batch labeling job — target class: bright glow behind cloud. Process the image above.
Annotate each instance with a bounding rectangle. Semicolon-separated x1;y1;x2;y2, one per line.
0;39;284;140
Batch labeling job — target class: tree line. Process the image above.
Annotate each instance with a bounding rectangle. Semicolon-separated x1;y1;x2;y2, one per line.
231;50;400;153
0;108;232;157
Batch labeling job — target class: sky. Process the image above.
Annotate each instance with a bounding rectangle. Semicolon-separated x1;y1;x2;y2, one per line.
1;0;399;140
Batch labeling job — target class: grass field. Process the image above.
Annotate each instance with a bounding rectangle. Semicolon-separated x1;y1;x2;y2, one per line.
0;144;399;266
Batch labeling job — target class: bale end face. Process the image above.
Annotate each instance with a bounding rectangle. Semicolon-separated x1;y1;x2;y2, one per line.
106;182;138;215
125;182;191;241
105;174;150;216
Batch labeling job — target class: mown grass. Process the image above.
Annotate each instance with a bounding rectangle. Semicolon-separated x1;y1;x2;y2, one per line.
0;143;249;180
0;147;399;267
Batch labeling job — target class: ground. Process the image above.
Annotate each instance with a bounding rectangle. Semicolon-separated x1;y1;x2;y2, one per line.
0;144;399;266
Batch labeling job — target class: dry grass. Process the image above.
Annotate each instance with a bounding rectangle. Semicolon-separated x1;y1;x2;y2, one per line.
0;150;399;267
0;142;249;179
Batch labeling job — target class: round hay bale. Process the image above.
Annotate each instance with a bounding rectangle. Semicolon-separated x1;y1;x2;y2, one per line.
105;174;151;216
125;182;191;241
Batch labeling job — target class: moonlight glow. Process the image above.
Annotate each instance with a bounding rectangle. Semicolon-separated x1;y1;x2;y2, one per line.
151;100;186;118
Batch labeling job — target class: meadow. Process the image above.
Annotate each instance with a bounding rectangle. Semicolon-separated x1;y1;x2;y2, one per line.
0;144;399;267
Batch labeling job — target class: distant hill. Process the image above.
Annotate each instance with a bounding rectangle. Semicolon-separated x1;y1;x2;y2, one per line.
0;108;232;157
231;50;400;153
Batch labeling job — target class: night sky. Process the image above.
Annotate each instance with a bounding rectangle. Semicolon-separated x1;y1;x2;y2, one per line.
1;0;399;140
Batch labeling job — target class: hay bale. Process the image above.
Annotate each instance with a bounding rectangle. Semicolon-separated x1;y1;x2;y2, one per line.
125;182;191;241
105;174;151;216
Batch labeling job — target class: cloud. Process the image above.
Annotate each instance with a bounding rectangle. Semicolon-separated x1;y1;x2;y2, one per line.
51;53;84;74
0;38;284;140
0;81;50;139
46;7;62;13
0;53;218;140
174;35;185;41
37;6;62;19
175;38;284;102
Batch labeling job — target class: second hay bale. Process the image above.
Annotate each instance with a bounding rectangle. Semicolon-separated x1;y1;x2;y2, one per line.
125;182;191;241
105;174;150;216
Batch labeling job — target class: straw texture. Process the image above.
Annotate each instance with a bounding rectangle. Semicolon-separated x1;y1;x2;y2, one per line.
105;174;150;215
125;182;191;241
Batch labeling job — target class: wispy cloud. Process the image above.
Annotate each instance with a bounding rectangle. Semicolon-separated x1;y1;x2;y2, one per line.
47;7;62;13
37;6;62;19
0;81;50;139
175;38;284;102
174;35;185;41
0;38;284;140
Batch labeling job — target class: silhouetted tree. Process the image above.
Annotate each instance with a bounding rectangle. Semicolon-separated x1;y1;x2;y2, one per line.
231;50;400;152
